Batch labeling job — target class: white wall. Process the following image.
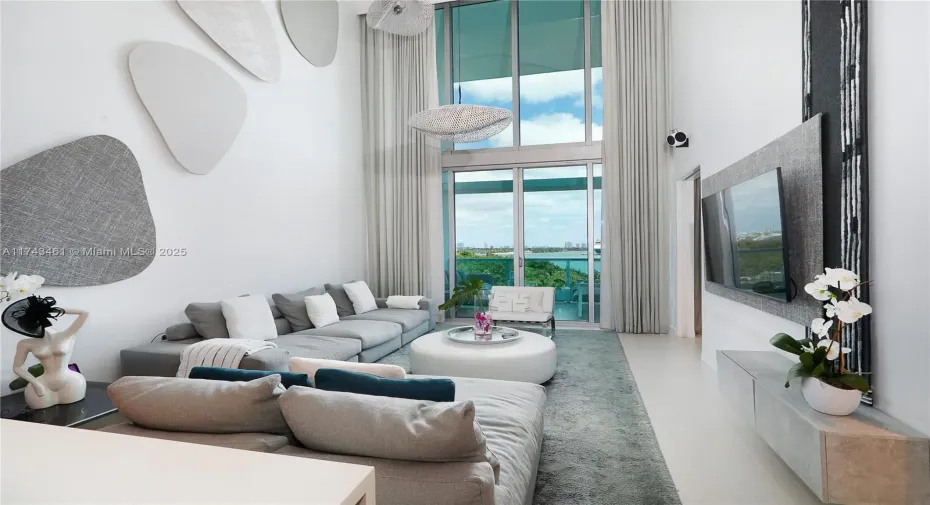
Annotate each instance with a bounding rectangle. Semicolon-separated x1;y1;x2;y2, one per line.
671;0;930;434
867;0;930;436
670;0;806;362
0;0;368;395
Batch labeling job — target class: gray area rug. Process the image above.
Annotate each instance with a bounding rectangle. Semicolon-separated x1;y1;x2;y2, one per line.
378;325;682;505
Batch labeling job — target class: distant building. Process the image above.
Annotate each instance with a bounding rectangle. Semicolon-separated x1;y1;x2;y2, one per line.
456;242;464;250
564;241;573;248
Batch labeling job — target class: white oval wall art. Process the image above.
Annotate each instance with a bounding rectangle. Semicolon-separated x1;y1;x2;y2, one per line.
280;0;339;67
129;42;247;175
177;0;281;82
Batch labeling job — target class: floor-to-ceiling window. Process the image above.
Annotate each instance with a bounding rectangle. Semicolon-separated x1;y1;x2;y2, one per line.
439;0;602;323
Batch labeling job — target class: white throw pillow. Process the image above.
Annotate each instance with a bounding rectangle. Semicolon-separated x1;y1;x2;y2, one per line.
512;295;531;313
489;293;514;312
343;281;378;314
305;293;340;328
386;295;423;310
220;295;278;340
288;357;406;380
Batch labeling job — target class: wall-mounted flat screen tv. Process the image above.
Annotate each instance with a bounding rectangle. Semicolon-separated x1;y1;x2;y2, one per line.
702;167;790;301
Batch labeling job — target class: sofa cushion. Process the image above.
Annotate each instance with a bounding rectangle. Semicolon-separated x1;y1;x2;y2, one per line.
488;311;552;323
453;377;547;505
344;308;430;332
101;423;292;453
271;287;325;332
273;334;361;361
275;445;495;505
315;368;455;402
279;387;499;478
108;375;290;435
324;282;358;317
289;357;405;379
221;295;278;340
185;297;283;339
189;366;311;388
296;320;401;348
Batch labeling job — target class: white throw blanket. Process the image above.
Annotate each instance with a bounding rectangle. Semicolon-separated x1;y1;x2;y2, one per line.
386;295;423;310
177;339;277;378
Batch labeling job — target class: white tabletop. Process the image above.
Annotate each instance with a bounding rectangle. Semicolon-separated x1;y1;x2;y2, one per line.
0;420;376;505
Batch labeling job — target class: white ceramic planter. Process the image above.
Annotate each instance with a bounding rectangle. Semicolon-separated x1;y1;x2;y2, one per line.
801;377;862;416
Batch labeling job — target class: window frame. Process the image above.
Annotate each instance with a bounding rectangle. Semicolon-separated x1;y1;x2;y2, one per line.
436;0;602;167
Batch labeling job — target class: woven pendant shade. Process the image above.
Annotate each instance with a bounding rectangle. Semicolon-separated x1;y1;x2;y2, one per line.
367;0;433;37
409;105;512;143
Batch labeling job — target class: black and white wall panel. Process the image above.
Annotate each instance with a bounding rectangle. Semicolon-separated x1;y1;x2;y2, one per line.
802;0;871;391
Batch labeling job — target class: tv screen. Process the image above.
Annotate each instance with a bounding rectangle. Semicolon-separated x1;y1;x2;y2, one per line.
702;167;789;301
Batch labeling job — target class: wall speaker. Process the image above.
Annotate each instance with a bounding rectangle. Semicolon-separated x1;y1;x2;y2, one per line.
666;129;689;148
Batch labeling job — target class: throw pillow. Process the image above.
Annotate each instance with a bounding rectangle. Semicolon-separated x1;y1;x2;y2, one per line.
513;294;531;313
189;366;311;389
324;282;358;317
343;281;378;314
386;295;423;310
185;296;281;339
221;295;278;340
489;293;514;312
288;357;406;380
272;286;325;332
305;293;339;328
184;301;230;339
108;375;290;435
278;387;500;482
314;368;454;402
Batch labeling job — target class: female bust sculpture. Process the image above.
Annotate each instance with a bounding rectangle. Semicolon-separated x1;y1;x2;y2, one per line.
4;296;88;409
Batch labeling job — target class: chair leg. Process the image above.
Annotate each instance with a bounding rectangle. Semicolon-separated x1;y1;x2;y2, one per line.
549;317;556;336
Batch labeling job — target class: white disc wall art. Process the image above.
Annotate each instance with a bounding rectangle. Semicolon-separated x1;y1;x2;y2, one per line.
129;42;247;175
177;0;281;82
280;0;339;67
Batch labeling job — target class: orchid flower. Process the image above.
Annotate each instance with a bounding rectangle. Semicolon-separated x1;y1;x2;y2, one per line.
817;338;851;361
804;279;833;301
800;341;817;354
834;296;873;324
823;268;860;291
824;298;840;319
811;317;833;338
0;271;18;292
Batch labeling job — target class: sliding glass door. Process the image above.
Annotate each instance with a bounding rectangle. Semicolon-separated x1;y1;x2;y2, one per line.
449;164;601;322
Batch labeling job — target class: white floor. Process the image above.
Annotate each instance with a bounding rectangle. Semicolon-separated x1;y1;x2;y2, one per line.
618;333;822;505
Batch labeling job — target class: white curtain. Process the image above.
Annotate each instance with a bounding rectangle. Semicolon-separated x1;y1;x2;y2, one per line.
360;18;444;306
600;0;672;333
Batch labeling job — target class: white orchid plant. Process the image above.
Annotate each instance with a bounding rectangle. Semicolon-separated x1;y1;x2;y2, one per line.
770;268;872;393
0;272;45;303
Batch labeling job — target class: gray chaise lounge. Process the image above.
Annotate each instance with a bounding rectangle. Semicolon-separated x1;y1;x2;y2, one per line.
120;283;436;377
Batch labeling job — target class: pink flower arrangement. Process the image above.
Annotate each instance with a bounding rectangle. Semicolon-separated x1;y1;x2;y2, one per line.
474;312;492;338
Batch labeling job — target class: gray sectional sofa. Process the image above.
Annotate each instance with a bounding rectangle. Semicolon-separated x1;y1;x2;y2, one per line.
120;282;436;377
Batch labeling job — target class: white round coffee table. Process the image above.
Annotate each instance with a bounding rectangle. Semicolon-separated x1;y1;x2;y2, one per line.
410;329;557;384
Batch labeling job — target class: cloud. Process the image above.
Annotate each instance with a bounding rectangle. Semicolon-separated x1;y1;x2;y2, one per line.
489;113;603;147
457;68;603;105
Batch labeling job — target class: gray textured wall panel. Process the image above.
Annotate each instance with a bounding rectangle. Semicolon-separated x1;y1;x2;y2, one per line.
1;135;156;286
702;115;824;326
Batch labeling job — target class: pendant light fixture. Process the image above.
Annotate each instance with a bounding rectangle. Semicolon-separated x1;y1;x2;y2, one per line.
408;6;512;144
367;0;433;37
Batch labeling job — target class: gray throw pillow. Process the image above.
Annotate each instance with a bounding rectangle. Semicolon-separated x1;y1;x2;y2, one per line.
324;282;358;317
272;287;325;332
165;322;199;341
185;296;282;338
278;387;500;480
108;375;290;435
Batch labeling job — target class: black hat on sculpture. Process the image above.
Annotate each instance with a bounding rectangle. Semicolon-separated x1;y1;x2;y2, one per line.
2;295;64;338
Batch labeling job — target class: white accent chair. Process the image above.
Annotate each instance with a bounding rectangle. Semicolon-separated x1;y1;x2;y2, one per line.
488;286;556;334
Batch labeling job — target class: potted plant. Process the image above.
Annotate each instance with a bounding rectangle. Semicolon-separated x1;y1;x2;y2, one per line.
769;268;872;416
439;277;493;337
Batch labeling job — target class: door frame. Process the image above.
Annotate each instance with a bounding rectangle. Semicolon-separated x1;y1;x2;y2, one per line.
675;166;702;338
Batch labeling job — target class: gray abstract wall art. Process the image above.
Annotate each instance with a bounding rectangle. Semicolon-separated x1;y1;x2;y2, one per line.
129;42;247;175
0;135;156;286
177;0;282;82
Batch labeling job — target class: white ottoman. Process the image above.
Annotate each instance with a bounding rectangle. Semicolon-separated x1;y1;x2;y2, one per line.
410;329;557;384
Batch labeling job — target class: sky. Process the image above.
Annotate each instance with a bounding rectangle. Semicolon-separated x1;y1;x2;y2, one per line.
727;170;784;236
448;67;603;249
